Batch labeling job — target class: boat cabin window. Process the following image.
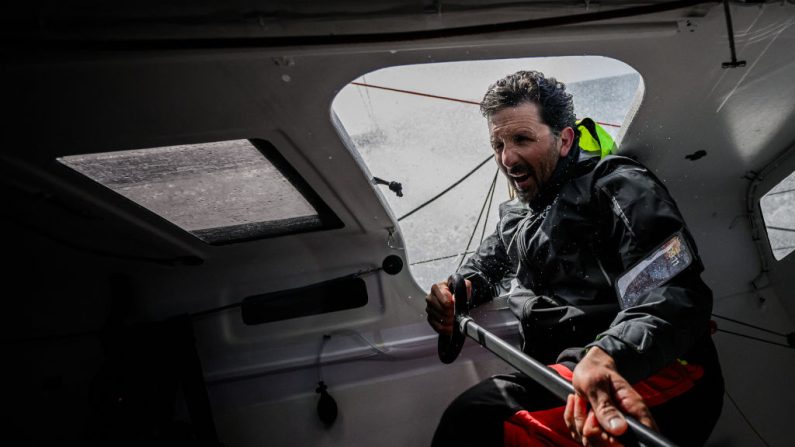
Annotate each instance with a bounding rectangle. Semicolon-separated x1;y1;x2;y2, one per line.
760;170;795;260
333;56;643;289
58;139;340;244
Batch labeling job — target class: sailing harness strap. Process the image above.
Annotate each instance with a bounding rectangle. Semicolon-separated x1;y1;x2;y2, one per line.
577;117;616;159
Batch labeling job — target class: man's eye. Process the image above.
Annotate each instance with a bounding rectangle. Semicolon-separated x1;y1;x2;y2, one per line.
492;143;503;152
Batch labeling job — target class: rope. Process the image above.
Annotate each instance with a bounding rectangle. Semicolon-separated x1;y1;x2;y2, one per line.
398;155;492;221
712;314;788;337
410;251;476;266
765;225;795;233
715;329;793;349
725;390;771;447
480;168;499;244
353;81;622;128
763;187;795;196
458;169;499;269
190;302;241;319
353;82;480;106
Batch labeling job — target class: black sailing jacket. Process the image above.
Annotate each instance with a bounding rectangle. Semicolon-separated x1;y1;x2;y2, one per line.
458;148;719;383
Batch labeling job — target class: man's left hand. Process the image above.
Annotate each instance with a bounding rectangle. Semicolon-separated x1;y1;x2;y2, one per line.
563;346;658;446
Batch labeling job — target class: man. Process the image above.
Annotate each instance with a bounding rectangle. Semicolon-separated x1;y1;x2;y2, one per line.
426;71;723;447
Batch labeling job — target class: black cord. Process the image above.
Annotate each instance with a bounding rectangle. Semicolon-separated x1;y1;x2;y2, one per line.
411;250;476;266
764;187;795;196
712;314;788;337
766;225;795;233
398;156;492;222
190;302;242;319
715;329;793;349
316;334;332;384
725;390;771;447
315;334;338;426
458;169;499;269
479;169;499;245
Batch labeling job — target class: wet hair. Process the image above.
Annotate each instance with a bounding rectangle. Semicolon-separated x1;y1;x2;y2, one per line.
479;70;576;135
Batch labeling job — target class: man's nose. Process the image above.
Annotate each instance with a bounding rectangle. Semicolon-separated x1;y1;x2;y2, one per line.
500;143;520;169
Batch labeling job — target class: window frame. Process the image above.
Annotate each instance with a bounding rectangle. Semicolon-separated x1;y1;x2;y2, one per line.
57;138;343;245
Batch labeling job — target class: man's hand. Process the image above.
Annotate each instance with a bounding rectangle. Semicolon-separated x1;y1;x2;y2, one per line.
563;346;658;446
425;279;471;336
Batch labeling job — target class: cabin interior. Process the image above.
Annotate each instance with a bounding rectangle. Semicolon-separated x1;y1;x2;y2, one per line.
4;1;795;446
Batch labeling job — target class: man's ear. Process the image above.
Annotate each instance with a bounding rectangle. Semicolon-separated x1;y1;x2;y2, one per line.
558;126;575;158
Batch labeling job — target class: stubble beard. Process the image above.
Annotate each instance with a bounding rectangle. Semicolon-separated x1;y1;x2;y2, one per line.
511;142;559;204
513;177;536;204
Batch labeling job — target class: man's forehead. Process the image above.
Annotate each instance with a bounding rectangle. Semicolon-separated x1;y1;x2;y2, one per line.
488;102;543;122
488;104;548;135
488;122;542;137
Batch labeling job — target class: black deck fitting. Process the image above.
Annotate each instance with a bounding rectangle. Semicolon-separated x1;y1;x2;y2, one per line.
721;0;747;69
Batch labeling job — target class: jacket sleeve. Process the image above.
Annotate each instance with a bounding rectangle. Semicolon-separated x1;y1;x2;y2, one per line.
456;221;515;307
587;160;713;383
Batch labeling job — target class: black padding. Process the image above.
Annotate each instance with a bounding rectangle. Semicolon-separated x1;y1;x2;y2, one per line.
241;277;368;325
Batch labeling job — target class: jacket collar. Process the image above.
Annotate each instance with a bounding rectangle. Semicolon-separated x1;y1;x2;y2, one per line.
528;146;599;212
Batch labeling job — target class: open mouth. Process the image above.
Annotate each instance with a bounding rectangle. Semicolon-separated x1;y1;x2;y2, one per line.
510;173;532;190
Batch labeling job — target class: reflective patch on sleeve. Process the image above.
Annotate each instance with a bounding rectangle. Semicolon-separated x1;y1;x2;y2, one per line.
615;231;693;309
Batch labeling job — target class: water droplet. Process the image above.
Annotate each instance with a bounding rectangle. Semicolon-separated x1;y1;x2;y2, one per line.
281;74;291;82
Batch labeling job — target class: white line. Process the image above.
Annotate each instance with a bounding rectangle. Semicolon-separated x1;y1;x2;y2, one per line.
716;19;793;114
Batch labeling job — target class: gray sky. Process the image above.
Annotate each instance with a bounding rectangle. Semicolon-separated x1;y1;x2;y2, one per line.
334;56;637;136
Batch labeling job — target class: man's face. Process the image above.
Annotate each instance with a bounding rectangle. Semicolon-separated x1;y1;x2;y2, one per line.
488;102;573;203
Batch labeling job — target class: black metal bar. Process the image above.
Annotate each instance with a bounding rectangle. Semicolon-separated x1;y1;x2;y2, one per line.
721;0;747;68
457;316;679;447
